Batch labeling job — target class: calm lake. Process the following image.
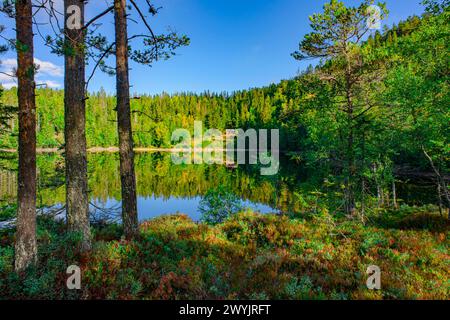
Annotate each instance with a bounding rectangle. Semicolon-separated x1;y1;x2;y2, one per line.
0;152;437;221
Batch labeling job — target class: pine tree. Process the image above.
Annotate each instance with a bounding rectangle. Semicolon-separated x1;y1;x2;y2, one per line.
114;0;138;239
292;0;388;216
14;0;37;271
64;0;91;250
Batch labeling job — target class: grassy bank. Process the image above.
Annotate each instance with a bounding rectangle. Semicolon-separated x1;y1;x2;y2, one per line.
0;208;448;300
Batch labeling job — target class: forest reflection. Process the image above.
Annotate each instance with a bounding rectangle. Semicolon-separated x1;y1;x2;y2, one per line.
0;152;437;220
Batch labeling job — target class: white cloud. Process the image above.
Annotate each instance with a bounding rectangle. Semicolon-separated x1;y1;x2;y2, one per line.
0;59;16;69
38;80;62;89
0;58;63;89
1;79;61;90
0;73;15;82
34;58;63;77
1;82;17;89
0;58;63;77
0;70;16;88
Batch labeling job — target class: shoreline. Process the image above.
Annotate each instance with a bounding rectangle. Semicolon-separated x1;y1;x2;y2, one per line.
0;147;286;154
0;147;179;153
0;147;226;154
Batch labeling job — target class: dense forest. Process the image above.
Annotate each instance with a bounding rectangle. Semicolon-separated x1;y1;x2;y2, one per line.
2;11;448;164
0;0;448;301
2;8;448;212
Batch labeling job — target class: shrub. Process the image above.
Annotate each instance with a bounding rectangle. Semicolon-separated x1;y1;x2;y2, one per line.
199;186;243;225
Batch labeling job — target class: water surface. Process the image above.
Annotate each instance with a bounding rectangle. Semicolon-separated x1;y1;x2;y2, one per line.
0;152;438;221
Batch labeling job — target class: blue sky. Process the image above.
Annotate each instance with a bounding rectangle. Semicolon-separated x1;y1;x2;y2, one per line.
0;0;425;94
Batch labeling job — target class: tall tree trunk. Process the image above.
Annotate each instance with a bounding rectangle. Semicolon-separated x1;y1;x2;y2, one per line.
64;0;91;250
114;0;139;239
14;0;37;271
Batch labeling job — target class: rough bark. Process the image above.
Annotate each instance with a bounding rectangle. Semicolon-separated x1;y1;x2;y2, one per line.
64;0;91;250
14;0;37;271
114;0;139;239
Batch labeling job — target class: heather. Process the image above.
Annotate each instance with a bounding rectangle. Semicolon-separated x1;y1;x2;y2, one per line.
1;208;448;300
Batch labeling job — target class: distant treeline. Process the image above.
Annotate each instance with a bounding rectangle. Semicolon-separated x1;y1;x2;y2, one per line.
0;82;303;150
1;12;448;175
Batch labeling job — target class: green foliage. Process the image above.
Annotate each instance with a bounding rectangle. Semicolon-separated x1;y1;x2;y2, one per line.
199;186;243;225
0;87;17;139
0;0;448;302
1;7;447;201
422;0;450;14
0;216;84;299
0;204;15;221
0;210;447;300
131;33;191;65
292;0;388;60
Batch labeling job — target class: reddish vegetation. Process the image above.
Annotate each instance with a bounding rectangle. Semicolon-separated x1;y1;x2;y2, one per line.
1;209;447;300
